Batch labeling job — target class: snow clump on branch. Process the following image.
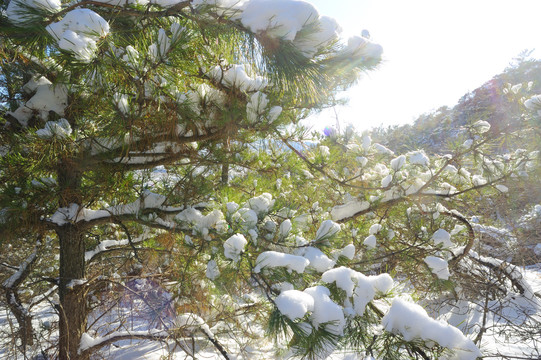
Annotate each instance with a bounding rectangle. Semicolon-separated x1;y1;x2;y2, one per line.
196;0;381;60
7;76;68;126
36;118;72;139
223;233;248;262
46;9;110;62
524;94;541;115
6;0;61;25
382;298;482;360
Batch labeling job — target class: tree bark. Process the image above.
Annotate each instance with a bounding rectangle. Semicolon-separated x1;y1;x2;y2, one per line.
57;159;88;360
57;225;87;360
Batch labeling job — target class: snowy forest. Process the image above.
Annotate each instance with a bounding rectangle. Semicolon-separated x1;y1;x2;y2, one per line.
0;0;540;359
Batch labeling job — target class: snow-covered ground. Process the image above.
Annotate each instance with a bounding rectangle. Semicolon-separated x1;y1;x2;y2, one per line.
1;263;540;359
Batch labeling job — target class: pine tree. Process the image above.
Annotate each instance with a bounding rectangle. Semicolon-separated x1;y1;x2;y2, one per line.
0;0;382;358
2;1;540;360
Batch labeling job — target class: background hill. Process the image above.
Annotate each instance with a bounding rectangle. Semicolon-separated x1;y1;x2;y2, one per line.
371;53;541;153
370;54;541;265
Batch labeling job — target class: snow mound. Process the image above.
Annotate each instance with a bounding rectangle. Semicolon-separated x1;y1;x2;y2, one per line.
254;251;309;273
382;298;481;360
331;200;370;221
322;266;393;316
223;234;247;263
304;286;345;335
432;229;453;248
7;0;61;25
424;256;450;280
46;9;110;62
36;118;72;139
300;247;335;272
8;76;68;125
315;219;341;240
275;290;314;321
240;0;340;57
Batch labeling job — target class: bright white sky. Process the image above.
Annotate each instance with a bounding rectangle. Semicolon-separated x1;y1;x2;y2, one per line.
306;0;541;132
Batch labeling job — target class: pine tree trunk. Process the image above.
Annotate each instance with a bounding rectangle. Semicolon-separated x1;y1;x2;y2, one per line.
57;159;88;360
221;163;229;185
57;226;87;360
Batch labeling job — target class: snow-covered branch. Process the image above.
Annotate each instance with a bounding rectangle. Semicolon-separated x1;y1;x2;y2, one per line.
47;190;184;228
2;249;38;289
78;329;170;355
85;232;152;262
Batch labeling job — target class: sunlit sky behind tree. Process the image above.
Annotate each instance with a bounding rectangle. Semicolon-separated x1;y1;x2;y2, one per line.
306;0;541;132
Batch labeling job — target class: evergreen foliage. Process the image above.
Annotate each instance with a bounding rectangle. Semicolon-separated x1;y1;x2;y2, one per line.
1;1;540;360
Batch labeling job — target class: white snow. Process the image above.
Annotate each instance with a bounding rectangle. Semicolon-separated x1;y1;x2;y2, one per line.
2;249;37;288
208;63;267;92
330;200;370;221
319;145;330;158
240;0;340;57
369;273;394;294
232;208;258;230
381;174;392;187
390;155;406;171
264;220;277;232
363;235;377;249
47;9;110;62
114;93;129;114
275;290;314;321
7;0;61;24
424;256;450;280
151;0;185;7
253;251;309;273
279;219;292;238
374;143;394;155
525;94;541;115
223;234;247;263
192;0;247;17
382;298;481;360
463;139;474;149
357;156;369;167
85;233;149;261
293;15;341;57
246;193;274;216
176;313;214;338
361;135;372;150
36;118;72;139
472;120;491;133
8;76;68;125
409;151;429;166
321;267;393;316
432;229;453;248
313;221;341;242
245;92;281;124
176;207;226;235
300;247;335;272
340;244;356;260
66;278;87;289
303;286;345;335
495;184;509;193
343;35;383;61
93;0;148;5
321;266;358;297
472;174;487;186
206;259;220;280
226;201;240;214
369;224;382;235
242;0;318;39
